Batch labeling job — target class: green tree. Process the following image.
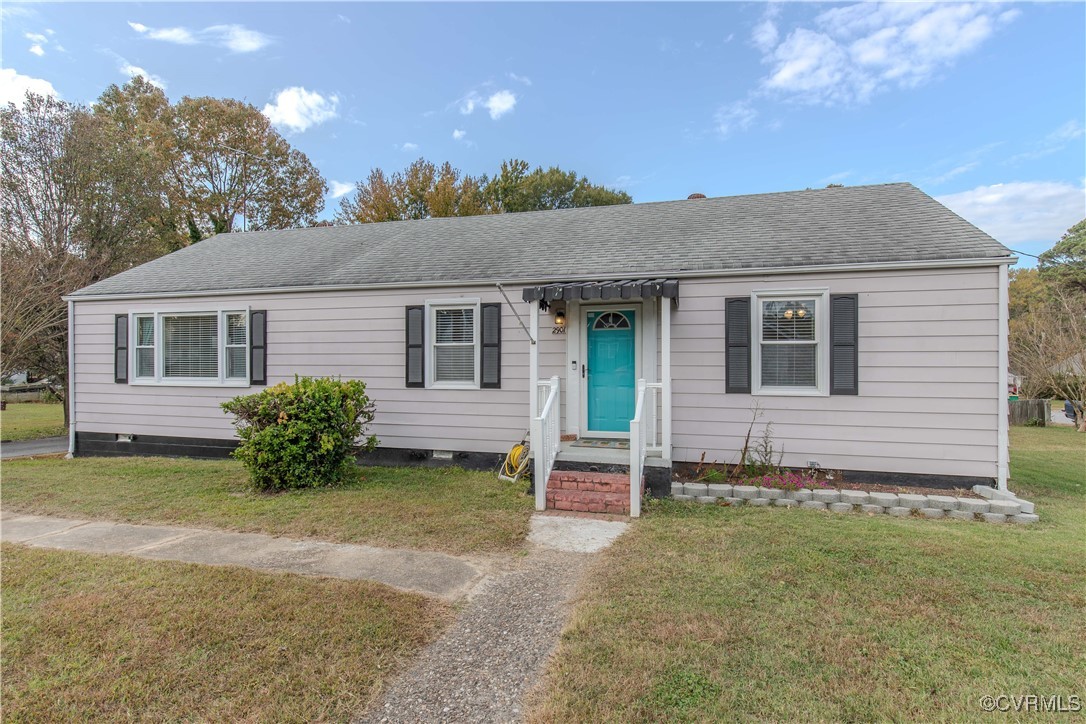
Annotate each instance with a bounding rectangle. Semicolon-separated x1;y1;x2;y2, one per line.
335;157;631;224
94;80;327;242
1;93;169;423
173;96;326;236
1038;218;1086;293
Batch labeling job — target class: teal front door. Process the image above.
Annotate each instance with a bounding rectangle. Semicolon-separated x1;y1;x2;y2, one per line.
586;309;636;433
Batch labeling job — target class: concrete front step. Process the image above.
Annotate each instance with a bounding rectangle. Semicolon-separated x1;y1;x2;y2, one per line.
547;471;631;495
546;489;630;515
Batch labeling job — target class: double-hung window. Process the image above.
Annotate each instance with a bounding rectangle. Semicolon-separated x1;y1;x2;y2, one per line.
131;310;249;385
428;303;479;387
752;290;828;395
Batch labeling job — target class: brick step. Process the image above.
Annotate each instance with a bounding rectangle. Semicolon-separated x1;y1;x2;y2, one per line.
546;488;630;515
547;471;631;494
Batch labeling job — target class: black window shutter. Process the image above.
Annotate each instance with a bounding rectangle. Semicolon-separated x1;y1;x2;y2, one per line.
405;306;425;388
725;297;751;394
480;303;502;389
114;314;128;383
250;310;267;386
830;294;859;396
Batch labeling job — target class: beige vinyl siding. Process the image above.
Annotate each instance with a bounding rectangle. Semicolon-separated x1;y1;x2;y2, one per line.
670;265;1000;478
73;285;559;454
73;264;1001;478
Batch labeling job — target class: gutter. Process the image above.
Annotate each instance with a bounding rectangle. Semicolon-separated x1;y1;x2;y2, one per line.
67;299;76;457
63;256;1017;303
997;263;1010;491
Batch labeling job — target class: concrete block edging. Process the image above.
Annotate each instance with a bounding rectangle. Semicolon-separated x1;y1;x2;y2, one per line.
676;483;1038;525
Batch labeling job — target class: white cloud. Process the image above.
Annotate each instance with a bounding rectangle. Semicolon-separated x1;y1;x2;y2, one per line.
714;100;757;137
119;62;166;90
926;161;978;186
458;92;479;115
758;2;1015;105
508;72;532;86
0;68;59;105
25;31;49;56
262;87;339;133
399;142;419;152
329;180;354;199
452;129;466;141
129;20;269;52
206;24;271;53
820;170;853;185
751;5;780;53
1049;119;1086;143
1007;120;1086;164
937;181;1086;245
151;27;197;44
484;90;516;120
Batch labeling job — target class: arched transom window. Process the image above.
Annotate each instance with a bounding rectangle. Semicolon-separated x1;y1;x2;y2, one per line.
593;311;631;330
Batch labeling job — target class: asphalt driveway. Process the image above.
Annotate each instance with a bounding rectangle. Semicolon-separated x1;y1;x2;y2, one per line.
1;437;68;459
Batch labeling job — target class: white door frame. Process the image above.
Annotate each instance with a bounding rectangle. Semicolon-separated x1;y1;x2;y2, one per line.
578;303;644;439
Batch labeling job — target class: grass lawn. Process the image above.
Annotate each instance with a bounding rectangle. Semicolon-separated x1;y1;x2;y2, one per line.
530;426;1085;721
0;402;65;442
1;544;450;721
2;458;532;554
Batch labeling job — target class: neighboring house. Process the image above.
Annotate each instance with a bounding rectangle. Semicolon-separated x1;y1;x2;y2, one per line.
64;183;1015;514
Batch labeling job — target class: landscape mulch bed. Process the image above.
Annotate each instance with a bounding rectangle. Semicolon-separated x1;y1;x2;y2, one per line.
673;465;982;499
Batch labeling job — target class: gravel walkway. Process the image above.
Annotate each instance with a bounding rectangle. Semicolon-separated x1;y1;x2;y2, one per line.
361;515;626;723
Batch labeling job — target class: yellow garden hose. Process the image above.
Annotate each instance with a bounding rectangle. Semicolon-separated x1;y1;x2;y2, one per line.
500;441;531;482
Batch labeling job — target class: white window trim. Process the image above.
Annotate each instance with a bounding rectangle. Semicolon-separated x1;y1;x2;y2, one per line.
128;308;251;387
751;289;829;397
425;298;481;389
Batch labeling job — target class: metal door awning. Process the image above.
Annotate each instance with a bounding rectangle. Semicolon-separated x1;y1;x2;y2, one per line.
521;278;679;303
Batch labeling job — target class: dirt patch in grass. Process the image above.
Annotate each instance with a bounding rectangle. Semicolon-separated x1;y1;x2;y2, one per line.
2;457;534;555
1;543;452;721
529;427;1086;721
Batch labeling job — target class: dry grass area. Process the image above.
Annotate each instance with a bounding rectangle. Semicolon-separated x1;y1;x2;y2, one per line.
529;426;1085;721
1;544;451;721
2;457;532;554
0;402;65;441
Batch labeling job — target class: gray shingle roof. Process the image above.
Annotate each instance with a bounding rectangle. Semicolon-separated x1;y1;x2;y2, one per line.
71;183;1010;298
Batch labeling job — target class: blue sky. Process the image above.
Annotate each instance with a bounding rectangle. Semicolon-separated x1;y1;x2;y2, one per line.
2;1;1084;262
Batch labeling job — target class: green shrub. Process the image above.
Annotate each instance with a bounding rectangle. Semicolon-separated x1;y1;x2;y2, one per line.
222;376;377;491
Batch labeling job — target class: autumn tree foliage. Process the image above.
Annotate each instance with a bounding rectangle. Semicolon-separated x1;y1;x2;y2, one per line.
1;82;327;422
334;157;631;224
1009;219;1086;431
1;94;166;421
94;78;327;244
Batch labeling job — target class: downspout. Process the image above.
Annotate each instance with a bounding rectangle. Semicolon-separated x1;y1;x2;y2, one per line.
997;263;1010;491
67;299;76;457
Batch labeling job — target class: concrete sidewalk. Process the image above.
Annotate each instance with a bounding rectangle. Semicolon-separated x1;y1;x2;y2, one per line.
1;436;68;459
0;511;487;600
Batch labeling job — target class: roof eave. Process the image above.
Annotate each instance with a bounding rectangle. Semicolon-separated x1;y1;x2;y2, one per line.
64;254;1017;303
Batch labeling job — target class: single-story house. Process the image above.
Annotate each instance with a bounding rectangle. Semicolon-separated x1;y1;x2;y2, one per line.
65;183;1014;516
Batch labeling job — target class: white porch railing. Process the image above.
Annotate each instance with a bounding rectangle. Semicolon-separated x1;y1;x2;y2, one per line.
532;376;561;511
629;379;663;518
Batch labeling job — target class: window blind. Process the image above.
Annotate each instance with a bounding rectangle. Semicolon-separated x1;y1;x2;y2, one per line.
761;345;817;387
163;314;218;378
225;312;247;380
760;298;817;388
135;315;155;378
434;307;475;383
